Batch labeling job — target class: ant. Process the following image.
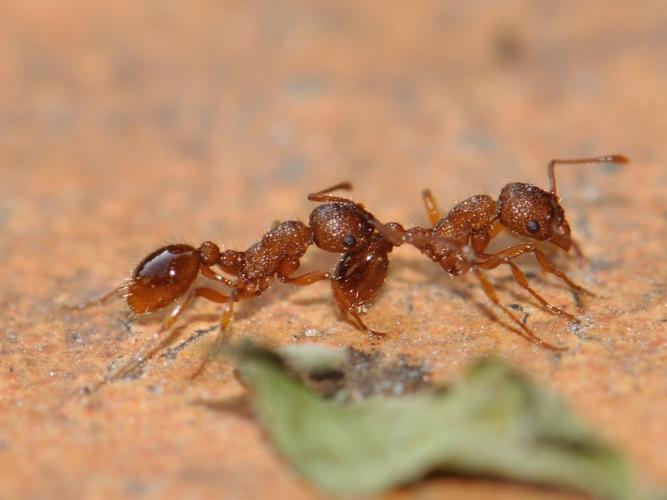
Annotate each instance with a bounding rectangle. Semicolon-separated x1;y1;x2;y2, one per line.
372;154;629;350
66;183;390;387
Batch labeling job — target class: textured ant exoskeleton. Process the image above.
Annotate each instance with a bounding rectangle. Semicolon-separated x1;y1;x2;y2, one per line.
374;154;629;350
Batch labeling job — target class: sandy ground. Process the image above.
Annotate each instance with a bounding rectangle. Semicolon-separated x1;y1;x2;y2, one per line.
1;1;666;498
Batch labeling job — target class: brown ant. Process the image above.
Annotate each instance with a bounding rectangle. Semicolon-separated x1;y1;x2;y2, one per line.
66;183;390;386
308;184;395;336
373;154;629;350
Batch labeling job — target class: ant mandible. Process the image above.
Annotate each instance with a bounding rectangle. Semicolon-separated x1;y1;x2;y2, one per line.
67;182;389;386
373;154;629;350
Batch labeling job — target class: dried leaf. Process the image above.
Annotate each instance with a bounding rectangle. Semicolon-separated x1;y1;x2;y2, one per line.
237;345;637;499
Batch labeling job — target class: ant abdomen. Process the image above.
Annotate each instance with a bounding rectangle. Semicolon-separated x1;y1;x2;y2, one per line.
126;244;202;314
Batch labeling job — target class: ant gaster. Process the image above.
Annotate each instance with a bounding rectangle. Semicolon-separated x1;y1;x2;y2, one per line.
374;154;629;350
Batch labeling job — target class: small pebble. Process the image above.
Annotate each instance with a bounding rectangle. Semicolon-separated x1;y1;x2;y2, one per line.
304;328;319;338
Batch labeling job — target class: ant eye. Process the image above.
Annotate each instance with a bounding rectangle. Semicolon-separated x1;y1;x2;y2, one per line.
343;235;357;248
527;220;540;233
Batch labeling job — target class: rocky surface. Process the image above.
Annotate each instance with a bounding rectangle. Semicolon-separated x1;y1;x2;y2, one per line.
1;1;665;498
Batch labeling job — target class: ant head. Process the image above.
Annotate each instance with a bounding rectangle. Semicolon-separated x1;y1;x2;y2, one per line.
498;183;572;250
309;202;375;253
126;244;201;314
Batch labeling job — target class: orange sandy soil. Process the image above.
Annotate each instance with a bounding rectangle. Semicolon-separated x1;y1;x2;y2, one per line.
1;1;666;499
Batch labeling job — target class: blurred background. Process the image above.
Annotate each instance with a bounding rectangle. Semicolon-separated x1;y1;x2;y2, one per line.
2;1;665;253
1;1;666;498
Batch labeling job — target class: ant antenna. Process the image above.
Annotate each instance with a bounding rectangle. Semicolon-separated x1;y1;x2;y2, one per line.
547;155;629;196
307;182;355;203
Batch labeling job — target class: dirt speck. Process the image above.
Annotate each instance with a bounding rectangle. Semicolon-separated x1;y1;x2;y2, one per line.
304;348;432;401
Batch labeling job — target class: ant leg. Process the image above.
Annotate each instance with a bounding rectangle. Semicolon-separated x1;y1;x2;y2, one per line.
331;280;386;337
63;284;126;310
477;243;593;296
349;309;386;338
469;223;503;256
73;294;195;398
192;286;233;304
188;288;260;379
472;268;566;351
307;181;354;203
116;287;233;383
421;189;442;225
476;258;576;320
507;262;577;319
278;259;384;336
281;271;332;286
570;239;585;259
278;259;332;285
474;244;577;317
68;287;235;400
58;299;187;407
107;292;196;383
189;298;235;380
534;247;594;296
200;265;236;288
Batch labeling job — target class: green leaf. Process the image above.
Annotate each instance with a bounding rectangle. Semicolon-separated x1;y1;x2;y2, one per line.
236;345;637;499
